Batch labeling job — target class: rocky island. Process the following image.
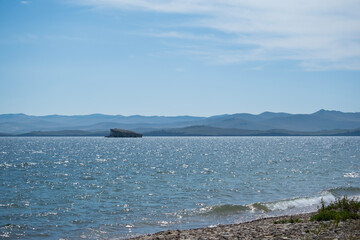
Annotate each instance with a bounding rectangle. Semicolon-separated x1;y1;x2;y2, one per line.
107;128;142;138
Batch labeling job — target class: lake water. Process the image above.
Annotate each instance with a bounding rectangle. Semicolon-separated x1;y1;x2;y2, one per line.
1;137;359;239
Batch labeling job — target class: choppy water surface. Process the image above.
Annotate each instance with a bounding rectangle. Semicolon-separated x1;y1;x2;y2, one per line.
1;137;359;239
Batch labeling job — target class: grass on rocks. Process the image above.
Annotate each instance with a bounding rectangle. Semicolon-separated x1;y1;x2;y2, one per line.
311;196;360;222
274;216;301;224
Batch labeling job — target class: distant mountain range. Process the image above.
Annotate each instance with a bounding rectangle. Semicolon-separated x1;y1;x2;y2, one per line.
143;125;360;136
1;109;360;136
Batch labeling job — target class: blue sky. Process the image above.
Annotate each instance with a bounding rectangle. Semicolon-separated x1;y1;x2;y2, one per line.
1;0;360;116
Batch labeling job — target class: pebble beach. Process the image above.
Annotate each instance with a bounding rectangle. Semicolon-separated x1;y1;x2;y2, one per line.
131;212;360;240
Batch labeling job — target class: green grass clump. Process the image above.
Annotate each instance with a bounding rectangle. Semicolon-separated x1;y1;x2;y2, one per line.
274;217;301;224
311;196;360;222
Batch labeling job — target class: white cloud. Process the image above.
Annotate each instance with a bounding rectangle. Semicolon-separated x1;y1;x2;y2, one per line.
20;1;29;4
71;0;360;70
146;31;220;42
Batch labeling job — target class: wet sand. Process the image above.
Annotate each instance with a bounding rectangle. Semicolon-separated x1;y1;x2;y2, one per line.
130;212;360;239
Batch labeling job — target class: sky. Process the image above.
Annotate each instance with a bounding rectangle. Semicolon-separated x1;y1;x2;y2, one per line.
0;0;360;116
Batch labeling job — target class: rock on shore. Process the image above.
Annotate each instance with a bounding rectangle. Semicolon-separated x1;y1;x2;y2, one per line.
130;212;360;239
107;128;142;138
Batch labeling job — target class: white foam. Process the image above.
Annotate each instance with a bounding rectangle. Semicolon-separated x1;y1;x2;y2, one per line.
0;162;12;168
265;192;336;212
158;221;169;226
344;172;359;178
95;158;107;162
31;150;44;154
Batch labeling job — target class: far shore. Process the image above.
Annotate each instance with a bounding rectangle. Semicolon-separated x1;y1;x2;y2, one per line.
130;212;360;239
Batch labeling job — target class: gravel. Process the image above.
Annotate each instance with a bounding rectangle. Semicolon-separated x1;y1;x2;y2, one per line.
130;212;360;239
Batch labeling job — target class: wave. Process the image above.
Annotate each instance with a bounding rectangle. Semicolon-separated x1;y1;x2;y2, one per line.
200;204;250;216
329;186;360;198
197;187;360;217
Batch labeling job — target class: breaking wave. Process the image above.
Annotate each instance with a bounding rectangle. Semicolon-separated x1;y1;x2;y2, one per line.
198;187;360;217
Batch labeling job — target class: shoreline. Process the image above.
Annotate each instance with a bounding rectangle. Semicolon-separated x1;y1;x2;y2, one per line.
130;212;360;239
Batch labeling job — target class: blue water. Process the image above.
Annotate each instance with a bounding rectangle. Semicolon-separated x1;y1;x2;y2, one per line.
1;137;359;239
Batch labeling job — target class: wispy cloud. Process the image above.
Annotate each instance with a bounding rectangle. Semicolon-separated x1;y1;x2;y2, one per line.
20;1;30;4
147;31;219;42
17;34;39;43
2;34;87;45
70;0;360;70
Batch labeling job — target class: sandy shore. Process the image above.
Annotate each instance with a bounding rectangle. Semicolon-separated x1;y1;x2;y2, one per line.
130;212;360;239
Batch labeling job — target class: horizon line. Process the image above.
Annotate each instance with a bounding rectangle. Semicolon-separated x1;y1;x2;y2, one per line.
0;109;355;118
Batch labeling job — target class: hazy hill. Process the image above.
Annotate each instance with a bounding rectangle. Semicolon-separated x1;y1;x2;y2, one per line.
0;132;13;136
144;125;258;136
0;114;203;134
1;110;360;134
144;126;360;136
5;127;360;137
260;110;360;131
18;130;109;137
199;110;360;131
